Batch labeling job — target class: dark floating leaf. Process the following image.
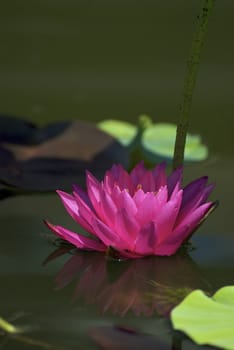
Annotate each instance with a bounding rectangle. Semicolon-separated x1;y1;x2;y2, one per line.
0;116;37;145
0;115;70;145
0;116;129;193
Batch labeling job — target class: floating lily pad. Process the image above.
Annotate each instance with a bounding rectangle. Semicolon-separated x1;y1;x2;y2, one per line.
97;119;137;146
142;123;208;162
171;286;234;350
97;118;208;164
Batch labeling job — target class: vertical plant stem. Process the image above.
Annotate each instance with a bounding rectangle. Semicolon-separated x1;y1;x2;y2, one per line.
173;0;216;170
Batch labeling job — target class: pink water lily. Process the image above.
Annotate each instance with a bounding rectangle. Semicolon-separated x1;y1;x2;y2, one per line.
45;162;215;259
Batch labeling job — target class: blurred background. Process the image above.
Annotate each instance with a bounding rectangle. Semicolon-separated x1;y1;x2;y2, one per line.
0;0;233;155
1;0;233;235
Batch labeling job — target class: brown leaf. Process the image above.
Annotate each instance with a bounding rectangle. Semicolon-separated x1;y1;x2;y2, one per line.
0;117;129;192
2;121;121;162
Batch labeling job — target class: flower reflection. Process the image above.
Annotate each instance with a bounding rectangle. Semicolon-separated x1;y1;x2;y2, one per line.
46;249;212;318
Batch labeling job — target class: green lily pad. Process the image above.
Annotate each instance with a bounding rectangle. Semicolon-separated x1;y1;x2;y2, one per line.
142;123;208;162
171;286;234;350
97;119;137;146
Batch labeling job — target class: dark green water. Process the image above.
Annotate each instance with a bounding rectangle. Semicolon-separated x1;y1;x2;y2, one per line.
0;1;234;349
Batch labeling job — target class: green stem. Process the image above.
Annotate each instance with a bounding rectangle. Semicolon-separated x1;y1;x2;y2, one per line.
173;0;216;170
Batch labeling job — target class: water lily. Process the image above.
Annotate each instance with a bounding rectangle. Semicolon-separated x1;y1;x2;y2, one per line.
45;162;215;259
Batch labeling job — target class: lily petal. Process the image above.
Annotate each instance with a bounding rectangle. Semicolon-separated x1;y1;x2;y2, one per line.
130;161;146;187
174;202;214;242
134;221;157;255
167;167;183;197
72;184;92;206
118;189;138;215
100;190;118;228
86;171;103;216
56;190;79;221
91;217;124;249
155;189;183;245
115;208;139;247
73;190;98;234
45;221;106;251
152;162;167;190
176;177;209;225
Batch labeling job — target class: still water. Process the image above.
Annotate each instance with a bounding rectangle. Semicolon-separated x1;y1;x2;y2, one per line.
0;1;234;349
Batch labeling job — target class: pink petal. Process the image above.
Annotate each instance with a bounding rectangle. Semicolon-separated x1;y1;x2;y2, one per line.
86;171;102;215
135;186;168;225
181;176;208;209
56;190;79;221
130;161;146;187
117;189;138;215
135;192;157;226
110;184;122;206
91;217;124;249
154;241;179;256
133;188;146;208
73;191;98;234
103;171;115;194
118;170;134;192
169;182;181;200
154;185;168;207
176;177;209;225
45;221;106;251
155;202;213;256
108;164;133;192
100;190;118;228
174;202;213;240
115;208;139;248
72;185;91;206
134;221;157;255
109;164;122;180
155;189;183;246
167;167;183;197
103;164;123;193
200;183;215;204
57;190;96;235
72;184;91;206
140;171;156;192
152;162;167;190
